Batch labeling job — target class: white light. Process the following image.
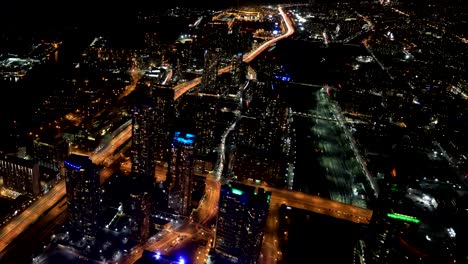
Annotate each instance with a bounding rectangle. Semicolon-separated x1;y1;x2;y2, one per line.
447;227;456;238
426;235;431;241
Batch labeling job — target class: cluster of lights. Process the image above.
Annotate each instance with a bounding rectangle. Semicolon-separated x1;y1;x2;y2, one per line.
153;252;185;263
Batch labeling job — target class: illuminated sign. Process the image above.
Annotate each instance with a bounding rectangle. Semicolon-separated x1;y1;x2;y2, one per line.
64;161;82;170
387;213;420;224
232;188;244;196
173;132;195;145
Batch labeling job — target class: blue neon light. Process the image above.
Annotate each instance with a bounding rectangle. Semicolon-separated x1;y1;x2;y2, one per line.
175;137;194;145
179;256;185;264
173;132;196;145
274;75;291;82
64;161;82;170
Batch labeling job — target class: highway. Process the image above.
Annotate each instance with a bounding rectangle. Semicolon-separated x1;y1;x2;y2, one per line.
0;179;66;254
91;124;132;165
0;198;67;263
0;120;131;257
173;6;295;101
242;182;372;225
260;202;281;264
248;180;372;264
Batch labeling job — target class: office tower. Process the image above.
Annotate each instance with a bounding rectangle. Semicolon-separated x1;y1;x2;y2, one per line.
131;78;175;185
30;138;69;172
214;183;271;264
64;154;100;240
167;132;196;216
0;155;40;195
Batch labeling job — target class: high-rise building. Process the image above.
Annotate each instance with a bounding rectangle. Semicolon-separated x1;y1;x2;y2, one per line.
167;132;196;216
131;83;157;186
0;155;40;195
30;138;69;173
131;78;175;187
191;95;219;156
64;154;100;240
201;49;220;93
232;80;289;186
153;87;175;163
128;191;151;243
214;183;271;264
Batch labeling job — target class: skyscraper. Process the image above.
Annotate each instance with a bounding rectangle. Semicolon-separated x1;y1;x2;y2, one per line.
131;82;157;186
131;77;175;186
167;132;196;216
214;183;271;264
201;49;220;93
64;154;100;240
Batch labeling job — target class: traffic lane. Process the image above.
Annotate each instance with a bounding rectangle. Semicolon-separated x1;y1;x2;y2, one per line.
0;179;66;253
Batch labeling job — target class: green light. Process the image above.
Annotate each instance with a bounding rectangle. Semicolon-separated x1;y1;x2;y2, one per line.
387;213;420;224
232;188;244;195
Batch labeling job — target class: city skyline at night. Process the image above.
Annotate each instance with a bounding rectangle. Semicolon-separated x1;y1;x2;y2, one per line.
0;0;467;263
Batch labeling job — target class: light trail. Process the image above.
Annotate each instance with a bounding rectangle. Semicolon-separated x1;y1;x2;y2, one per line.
0;180;66;254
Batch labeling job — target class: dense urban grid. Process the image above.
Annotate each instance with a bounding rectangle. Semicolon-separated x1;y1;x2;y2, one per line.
0;0;467;263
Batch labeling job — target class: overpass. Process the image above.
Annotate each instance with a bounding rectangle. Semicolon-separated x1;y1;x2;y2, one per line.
256;182;372;264
243;182;372;224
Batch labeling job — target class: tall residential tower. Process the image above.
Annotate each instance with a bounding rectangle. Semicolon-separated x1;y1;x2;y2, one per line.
167;132;196;216
64;154;100;240
214;183;271;263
